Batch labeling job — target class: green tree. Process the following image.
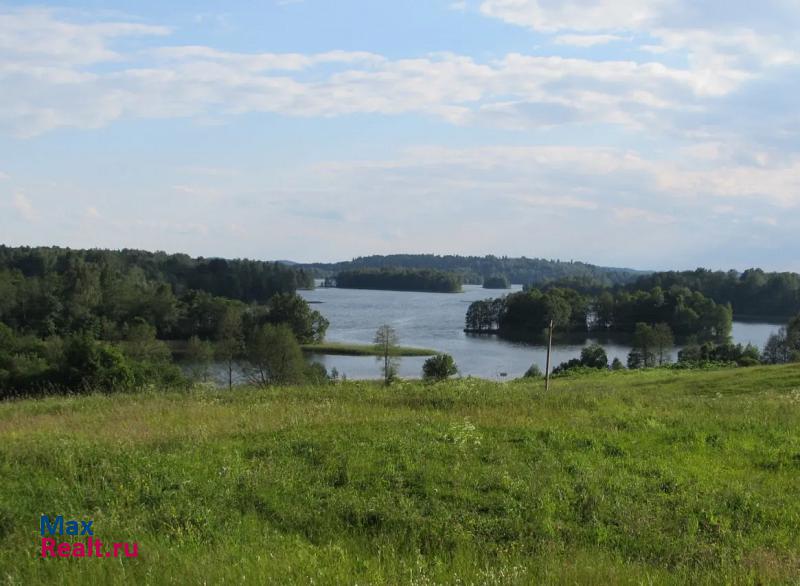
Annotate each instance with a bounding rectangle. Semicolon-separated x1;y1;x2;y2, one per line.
244;324;305;387
628;323;657;369
60;335;133;391
374;324;400;385
524;363;543;378
652;323;674;365
580;343;609;369
120;320;172;364
762;331;791;364
215;306;244;391
185;335;214;382
266;293;329;344
787;314;800;359
422;354;458;381
611;357;624;371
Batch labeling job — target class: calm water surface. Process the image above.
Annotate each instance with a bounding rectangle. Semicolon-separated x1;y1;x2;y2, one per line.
296;284;782;381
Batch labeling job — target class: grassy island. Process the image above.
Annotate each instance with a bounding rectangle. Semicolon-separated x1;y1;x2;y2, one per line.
301;342;436;356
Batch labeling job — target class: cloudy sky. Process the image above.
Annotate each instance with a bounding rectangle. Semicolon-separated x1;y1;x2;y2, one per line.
1;1;798;270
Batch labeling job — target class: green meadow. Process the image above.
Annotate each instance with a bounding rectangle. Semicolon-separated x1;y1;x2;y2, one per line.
1;365;799;584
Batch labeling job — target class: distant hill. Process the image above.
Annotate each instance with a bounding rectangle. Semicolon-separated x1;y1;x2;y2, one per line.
298;254;648;288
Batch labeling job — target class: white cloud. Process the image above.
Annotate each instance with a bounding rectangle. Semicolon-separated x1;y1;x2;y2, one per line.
0;5;796;147
171;184;223;201
753;216;778;226
479;0;800;74
0;171;9;180
0;43;745;137
0;7;169;67
613;206;675;225
554;34;625;47
318;144;800;209
12;193;37;222
479;0;665;32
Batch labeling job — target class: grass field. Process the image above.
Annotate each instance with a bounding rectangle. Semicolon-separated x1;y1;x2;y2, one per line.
1;365;799;584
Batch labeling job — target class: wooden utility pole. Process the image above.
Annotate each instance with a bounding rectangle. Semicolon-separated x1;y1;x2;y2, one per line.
545;319;554;391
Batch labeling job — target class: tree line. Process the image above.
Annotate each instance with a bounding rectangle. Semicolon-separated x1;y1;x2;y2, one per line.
303;254;645;287
335;268;463;293
0;246;329;397
528;313;800;379
466;286;732;341
629;268;800;318
0;246;313;305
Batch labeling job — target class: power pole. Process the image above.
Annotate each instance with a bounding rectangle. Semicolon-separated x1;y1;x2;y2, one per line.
545;319;554;391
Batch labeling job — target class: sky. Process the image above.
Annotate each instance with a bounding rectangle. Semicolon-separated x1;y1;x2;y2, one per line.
0;1;799;271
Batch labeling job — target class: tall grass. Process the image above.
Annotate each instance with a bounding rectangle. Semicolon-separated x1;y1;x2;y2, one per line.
1;365;799;584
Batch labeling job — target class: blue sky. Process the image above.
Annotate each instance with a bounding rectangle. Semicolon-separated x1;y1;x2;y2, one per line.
1;1;799;271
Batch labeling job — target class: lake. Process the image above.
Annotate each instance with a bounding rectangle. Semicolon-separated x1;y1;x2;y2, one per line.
297;284;783;381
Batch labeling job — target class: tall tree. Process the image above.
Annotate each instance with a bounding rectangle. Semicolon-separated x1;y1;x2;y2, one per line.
266;293;329;344
628;323;658;368
215;306;244;391
543;294;572;390
652;323;674;366
244;324;305;387
374;324;400;386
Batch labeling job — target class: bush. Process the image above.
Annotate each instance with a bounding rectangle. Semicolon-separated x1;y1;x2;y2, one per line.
305;362;330;385
553;343;610;375
679;341;762;368
580;343;608;369
611;357;624;371
60;335;134;392
422;354;458;381
523;364;542;378
245;324;305;386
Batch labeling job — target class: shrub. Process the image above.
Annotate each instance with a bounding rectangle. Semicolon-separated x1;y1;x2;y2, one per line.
245;324;305;386
524;364;543;378
60;335;134;392
422;354;458;381
580;343;609;369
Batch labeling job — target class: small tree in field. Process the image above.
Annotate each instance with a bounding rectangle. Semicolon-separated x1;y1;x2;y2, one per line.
422;354;458;381
652;323;674;365
245;324;305;387
374;324;399;385
216;306;244;390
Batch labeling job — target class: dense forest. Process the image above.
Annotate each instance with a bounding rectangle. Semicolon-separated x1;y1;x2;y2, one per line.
466;286;732;341
334;268;463;293
303;254;645;287
483;275;510;289
629;268;800;318
0;246;314;303
0;246;327;396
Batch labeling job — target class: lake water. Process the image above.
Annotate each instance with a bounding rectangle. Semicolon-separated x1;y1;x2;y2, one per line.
296;284;783;381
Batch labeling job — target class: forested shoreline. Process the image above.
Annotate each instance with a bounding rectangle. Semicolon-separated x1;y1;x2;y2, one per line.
628;268;800;318
0;246;327;396
304;254;645;287
308;255;800;319
2;245;800;397
466;286;733;340
334;268;463;293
